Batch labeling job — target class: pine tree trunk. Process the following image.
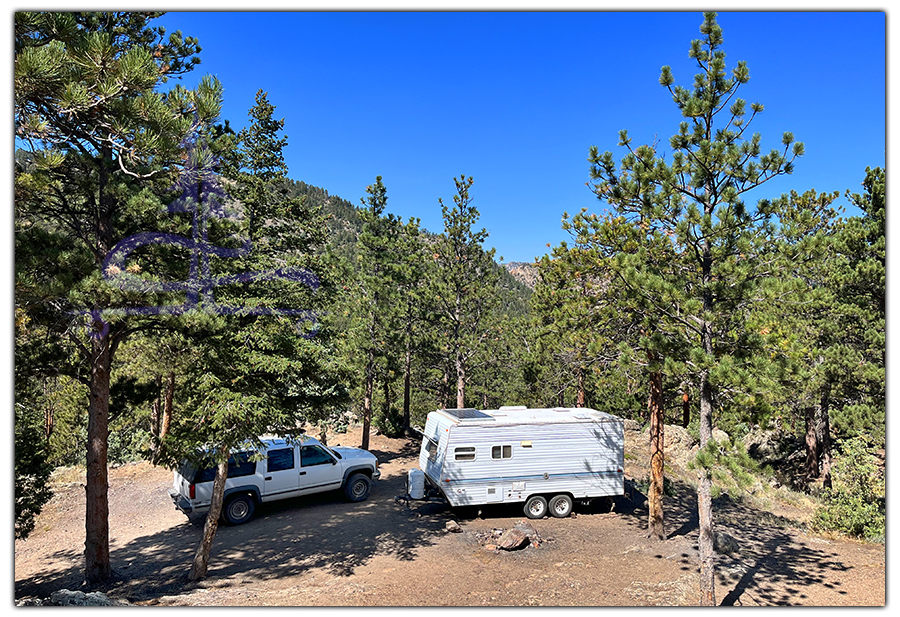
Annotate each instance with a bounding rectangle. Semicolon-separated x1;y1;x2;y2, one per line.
804;404;819;481
84;150;115;585
149;376;162;462
402;338;412;432
362;349;374;451
697;206;717;605
150;375;162;438
189;458;228;581
648;369;666;541
576;365;586;408
454;292;465;409
697;368;716;606
819;381;833;489
84;323;112;584
161;371;174;441
382;375;392;432
455;353;466;409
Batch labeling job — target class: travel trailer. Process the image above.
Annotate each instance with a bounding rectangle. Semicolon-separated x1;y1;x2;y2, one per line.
408;406;624;518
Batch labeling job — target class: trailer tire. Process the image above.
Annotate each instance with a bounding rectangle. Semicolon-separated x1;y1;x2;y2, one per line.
549;494;573;518
524;495;548;519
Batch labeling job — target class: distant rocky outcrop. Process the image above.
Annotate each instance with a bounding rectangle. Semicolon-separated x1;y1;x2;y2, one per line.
503;261;539;289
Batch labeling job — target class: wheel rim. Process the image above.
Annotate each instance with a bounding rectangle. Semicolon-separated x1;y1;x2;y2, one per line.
352;480;367;498
553;498;570;515
528;499;544;516
230;500;249;520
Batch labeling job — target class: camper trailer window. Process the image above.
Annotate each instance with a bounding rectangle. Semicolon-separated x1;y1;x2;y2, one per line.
454;446;476;461
425;438;438;460
491;445;512;459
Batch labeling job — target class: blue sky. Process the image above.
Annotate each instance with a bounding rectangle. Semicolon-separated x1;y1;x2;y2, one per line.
150;10;886;264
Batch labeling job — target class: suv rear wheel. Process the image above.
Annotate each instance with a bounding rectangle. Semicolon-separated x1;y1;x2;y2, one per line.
344;473;371;502
223;493;256;525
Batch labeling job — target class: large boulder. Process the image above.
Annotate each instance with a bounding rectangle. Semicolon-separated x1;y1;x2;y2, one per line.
742;427;799;464
638;423;699;469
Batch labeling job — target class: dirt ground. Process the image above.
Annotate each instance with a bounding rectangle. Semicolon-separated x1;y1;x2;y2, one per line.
14;426;885;607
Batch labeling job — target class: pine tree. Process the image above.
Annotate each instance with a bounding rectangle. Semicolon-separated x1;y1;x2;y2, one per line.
350;176;406;448
14;11;217;584
153;93;345;582
585;13;804;603
830;167;885;442
431;175;500;409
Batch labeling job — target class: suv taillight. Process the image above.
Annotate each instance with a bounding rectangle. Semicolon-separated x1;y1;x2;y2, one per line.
189;484;196;500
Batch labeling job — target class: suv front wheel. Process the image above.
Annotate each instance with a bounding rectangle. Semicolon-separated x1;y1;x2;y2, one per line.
223;493;256;525
344;473;371;502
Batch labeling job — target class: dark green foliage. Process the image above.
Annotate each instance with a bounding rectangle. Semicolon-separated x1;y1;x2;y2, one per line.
155;91;346;472
15;12;221;580
14;393;54;540
689;436;761;497
430;175;502;408
812;436;885;541
827;168;885;443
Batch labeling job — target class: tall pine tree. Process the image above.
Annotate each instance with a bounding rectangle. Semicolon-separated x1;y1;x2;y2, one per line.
15;11;217;583
431;175;499;409
585;13;804;603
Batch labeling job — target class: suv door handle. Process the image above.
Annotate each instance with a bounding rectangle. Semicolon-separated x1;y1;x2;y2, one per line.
299;471;307;476
265;476;272;481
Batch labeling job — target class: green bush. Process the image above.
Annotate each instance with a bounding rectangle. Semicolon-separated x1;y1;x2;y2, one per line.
812;435;885;542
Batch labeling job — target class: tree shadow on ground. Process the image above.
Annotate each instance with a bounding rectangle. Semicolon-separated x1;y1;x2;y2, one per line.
14;468;451;603
608;476;858;606
712;494;854;606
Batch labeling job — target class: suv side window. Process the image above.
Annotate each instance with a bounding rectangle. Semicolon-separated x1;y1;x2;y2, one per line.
300;445;335;467
194;452;257;483
267;448;295;472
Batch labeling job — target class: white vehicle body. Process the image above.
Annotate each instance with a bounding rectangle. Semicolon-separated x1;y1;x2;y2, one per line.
168;435;380;524
415;407;624;517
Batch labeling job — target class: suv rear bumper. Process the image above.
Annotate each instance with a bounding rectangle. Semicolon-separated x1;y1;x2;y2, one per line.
168;488;199;515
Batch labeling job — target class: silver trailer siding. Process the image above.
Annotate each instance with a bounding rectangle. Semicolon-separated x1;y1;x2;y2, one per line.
417;407;624;514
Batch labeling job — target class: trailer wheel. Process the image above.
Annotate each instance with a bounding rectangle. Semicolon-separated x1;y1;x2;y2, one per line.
549;494;573;518
524;495;548;519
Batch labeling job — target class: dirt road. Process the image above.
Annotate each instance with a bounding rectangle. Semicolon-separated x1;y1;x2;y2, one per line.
14;428;885;606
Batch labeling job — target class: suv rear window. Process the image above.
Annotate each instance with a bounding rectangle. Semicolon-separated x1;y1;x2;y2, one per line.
267;448;295;472
193;452;257;483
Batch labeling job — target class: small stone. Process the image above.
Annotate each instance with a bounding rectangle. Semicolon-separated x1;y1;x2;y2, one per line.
714;531;740;555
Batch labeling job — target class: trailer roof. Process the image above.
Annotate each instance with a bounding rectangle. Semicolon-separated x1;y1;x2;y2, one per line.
435;407;621;426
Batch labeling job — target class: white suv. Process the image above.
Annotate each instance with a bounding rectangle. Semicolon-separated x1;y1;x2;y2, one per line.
168;435;380;525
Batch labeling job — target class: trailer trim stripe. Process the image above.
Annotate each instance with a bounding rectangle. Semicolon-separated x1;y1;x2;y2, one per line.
440;469;623;485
